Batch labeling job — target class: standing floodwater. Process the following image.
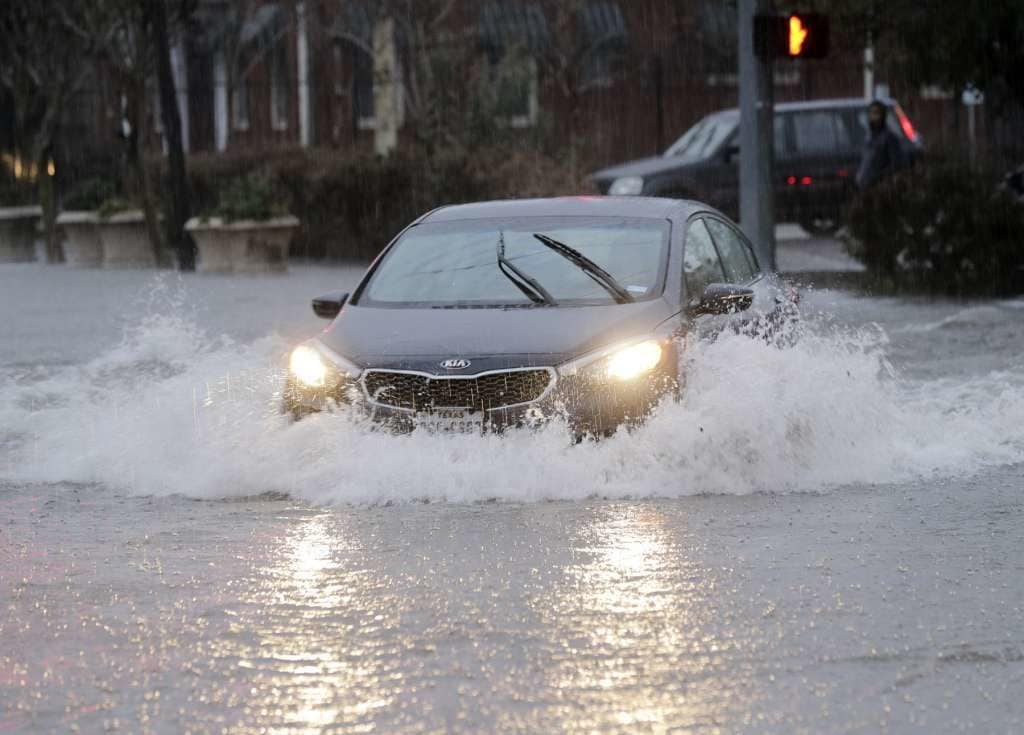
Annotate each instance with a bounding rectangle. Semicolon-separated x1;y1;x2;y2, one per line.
2;264;1023;733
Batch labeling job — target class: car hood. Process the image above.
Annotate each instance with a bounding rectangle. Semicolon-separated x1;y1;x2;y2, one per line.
591;155;697;184
318;299;676;373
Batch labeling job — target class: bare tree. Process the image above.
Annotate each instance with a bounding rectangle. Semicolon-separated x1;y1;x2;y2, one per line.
67;1;165;264
0;4;99;261
148;0;195;270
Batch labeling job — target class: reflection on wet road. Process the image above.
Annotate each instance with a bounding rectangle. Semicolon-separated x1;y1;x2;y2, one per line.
3;479;1022;733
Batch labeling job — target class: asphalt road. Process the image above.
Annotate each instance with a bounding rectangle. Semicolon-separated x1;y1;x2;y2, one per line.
2;261;1023;734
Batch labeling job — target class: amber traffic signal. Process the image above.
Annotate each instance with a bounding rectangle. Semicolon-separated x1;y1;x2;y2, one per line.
755;13;830;59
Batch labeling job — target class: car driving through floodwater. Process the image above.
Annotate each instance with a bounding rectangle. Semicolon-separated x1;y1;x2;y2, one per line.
284;197;797;435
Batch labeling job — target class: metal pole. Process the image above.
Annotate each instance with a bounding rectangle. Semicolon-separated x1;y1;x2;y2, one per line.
297;2;312;147
967;103;977;168
738;0;776;270
863;39;874;100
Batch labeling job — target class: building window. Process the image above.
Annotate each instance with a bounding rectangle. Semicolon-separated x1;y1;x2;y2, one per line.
491;55;538;128
231;77;250;131
576;1;628;91
270;41;289;131
353;45;375;130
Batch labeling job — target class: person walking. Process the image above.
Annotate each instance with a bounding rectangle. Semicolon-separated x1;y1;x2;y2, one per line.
856;101;906;190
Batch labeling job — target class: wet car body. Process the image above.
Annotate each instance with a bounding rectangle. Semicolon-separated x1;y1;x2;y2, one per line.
591;98;924;235
284;197;795;436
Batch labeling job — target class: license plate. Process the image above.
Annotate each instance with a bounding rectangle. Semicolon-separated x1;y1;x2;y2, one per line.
417;407;484;435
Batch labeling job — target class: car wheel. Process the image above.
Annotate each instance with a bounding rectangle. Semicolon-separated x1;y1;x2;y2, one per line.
799;214;841;237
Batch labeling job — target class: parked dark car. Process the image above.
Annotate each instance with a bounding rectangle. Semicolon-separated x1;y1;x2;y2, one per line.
284;197;797;436
591;98;924;235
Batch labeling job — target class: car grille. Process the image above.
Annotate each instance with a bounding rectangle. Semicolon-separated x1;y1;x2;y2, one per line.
362;369;553;412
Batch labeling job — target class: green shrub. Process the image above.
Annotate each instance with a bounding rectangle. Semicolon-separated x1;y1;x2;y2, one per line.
845;161;1024;296
206;173;286;223
176;145;576;261
63;177;117;211
97;197;136;219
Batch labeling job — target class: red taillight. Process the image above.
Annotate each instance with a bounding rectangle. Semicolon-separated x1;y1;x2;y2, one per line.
894;104;919;143
787;175;797;185
800;176;813;186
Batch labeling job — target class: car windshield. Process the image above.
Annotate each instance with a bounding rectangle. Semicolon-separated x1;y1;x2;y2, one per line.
664;112;738;161
359;216;670;308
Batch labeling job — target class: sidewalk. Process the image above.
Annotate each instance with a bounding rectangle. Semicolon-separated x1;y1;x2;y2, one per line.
774;223;866;288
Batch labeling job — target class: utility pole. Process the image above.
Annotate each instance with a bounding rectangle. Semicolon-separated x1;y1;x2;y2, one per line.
738;0;776;270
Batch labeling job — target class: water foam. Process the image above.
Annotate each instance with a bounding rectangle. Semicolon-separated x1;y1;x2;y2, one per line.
2;305;1022;504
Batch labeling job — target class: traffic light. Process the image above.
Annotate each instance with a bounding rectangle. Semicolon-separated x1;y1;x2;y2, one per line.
755;13;830;59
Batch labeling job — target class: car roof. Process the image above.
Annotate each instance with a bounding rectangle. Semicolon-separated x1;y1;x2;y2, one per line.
419;196;702;223
714;97;899;117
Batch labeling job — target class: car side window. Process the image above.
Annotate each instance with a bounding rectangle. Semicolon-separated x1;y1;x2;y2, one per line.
845;110;866;146
773;114;792;160
793;111;838;155
833;111;853;150
704;218;757;283
683;218;726;300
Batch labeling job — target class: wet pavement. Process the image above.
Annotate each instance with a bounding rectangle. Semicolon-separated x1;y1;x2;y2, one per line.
1;263;1023;733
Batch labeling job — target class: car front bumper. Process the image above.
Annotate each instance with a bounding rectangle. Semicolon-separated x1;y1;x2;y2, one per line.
282;362;677;437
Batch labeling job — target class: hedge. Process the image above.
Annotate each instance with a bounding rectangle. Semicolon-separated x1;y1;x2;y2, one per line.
845;161;1024;296
170;145;580;261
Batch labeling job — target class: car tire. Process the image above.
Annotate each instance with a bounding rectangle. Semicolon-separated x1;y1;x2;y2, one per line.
799;214;841;237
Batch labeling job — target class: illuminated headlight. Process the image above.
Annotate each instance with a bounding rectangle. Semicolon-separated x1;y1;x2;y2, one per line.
559;339;665;382
289;345;328;387
608;176;644;196
605;341;663;380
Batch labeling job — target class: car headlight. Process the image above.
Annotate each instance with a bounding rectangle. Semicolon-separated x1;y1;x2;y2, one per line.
605;341;663;380
608;176;644;196
289;345;328;387
288;342;361;389
559;339;665;382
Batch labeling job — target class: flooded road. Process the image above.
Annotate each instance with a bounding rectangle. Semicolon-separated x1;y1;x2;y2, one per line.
2;263;1023;733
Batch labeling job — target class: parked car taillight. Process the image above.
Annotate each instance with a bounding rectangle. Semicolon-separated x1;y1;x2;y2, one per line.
894;104;919;143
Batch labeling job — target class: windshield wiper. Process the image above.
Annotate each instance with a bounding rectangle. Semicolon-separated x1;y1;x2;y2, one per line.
532;233;634;304
496;231;556;306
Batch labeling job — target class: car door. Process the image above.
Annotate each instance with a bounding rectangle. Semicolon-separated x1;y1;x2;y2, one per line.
712;118;791;221
773;112;800;220
703;122;741;218
788;109;851;223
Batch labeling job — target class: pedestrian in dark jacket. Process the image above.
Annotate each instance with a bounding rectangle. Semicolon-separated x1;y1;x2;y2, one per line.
856;101;906;189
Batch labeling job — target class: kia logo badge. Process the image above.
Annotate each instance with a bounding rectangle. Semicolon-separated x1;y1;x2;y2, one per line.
440;358;471;370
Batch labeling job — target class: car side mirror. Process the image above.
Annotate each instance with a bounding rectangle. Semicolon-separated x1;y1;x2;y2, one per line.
311;291;349;319
690;283;754;317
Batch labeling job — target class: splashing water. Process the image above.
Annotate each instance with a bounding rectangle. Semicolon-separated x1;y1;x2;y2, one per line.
1;302;1022;505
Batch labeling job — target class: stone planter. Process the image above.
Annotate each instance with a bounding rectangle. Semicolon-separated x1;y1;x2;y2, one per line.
96;210;157;268
0;205;42;263
56;211;103;268
186;215;298;273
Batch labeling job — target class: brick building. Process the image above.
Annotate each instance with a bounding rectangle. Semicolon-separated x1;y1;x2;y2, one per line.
162;0;870;165
8;0;1009;182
